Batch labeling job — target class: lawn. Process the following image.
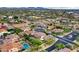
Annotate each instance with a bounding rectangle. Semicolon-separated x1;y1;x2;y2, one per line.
63;28;71;33
24;34;43;47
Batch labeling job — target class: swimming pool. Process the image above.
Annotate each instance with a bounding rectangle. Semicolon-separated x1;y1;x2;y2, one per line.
22;43;30;49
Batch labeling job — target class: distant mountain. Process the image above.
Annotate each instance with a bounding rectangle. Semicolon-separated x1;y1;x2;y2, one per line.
25;7;48;10
0;7;79;14
0;7;49;10
0;7;79;10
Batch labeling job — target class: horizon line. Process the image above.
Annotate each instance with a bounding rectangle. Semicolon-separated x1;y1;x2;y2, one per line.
0;7;79;9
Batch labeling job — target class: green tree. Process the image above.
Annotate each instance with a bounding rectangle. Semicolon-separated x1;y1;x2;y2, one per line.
14;28;23;34
29;37;43;46
24;34;43;46
3;33;8;37
55;43;65;50
44;38;54;45
76;35;79;42
13;16;18;19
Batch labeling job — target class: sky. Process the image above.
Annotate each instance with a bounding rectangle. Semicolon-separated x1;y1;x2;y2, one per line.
0;0;79;8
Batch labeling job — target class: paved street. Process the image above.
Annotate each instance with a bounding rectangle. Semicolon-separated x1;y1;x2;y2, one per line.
46;31;79;52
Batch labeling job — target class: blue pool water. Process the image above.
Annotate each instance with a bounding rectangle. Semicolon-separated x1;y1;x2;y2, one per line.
22;43;30;49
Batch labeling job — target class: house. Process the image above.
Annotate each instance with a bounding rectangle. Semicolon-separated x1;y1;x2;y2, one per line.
24;30;32;35
47;31;52;35
52;29;64;33
60;18;70;25
28;16;41;20
0;35;4;45
1;34;22;52
44;35;54;40
4;34;19;44
1;42;22;52
35;22;47;29
0;23;7;45
48;26;55;30
73;13;79;18
56;17;70;25
0;23;8;35
0;28;7;33
0;23;7;29
8;16;13;19
9;48;19;52
31;31;46;39
73;24;79;32
58;48;71;52
34;27;45;32
23;26;32;35
2;16;7;19
1;43;13;52
72;47;79;52
9;42;22;52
